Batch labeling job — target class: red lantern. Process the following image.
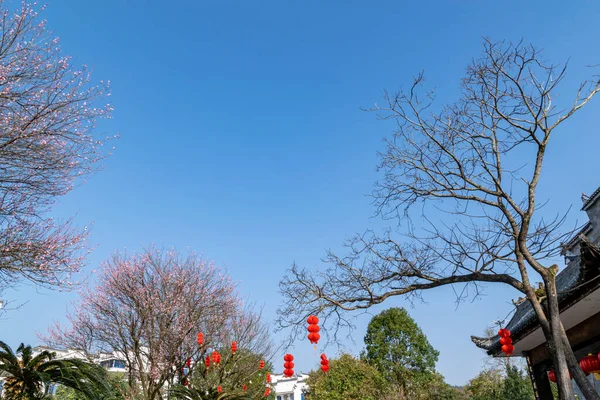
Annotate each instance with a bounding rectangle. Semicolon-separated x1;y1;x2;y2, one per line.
307;315;321;345
499;337;512;346
498;328;514;356
186;358;191;367
321;353;330;373
548;369;572;382
212;350;221;364
498;328;511;337
197;332;204;346
283;354;294;377
231;341;237;354
259;360;265;369
205;355;210;369
217;385;222;393
266;373;271;383
243;384;247;391
580;354;600;375
264;388;271;397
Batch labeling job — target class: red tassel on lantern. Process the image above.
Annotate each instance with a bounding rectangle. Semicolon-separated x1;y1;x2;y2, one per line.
231;341;237;354
197;332;204;346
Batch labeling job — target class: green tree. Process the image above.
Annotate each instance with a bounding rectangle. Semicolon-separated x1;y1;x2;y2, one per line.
0;341;109;400
465;369;504;400
53;372;129;400
175;349;275;400
501;365;534;400
362;307;439;398
305;354;392;400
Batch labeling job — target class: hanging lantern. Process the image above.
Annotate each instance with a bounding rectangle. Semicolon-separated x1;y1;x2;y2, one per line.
498;328;511;338
580;354;600;375
498;328;514;356
283;354;294;377
205;355;210;369
264;388;271;397
212;350;221;364
243;384;247;391
307;315;320;345
217;385;222;393
259;360;265;369
266;373;271;383
320;353;329;373
548;369;573;382
197;332;204;346
231;341;238;354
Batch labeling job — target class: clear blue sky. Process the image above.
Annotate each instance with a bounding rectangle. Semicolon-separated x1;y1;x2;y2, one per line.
1;0;600;386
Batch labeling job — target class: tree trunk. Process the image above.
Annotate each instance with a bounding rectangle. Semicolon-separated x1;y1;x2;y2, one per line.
544;276;600;399
559;323;600;400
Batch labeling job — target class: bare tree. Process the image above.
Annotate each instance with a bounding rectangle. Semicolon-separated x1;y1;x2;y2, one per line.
277;40;600;399
44;247;276;400
0;2;114;300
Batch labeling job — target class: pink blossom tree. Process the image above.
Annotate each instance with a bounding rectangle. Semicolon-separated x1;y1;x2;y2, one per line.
45;248;276;400
0;2;113;302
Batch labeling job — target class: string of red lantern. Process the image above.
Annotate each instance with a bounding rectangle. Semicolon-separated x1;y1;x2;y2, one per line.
243;384;247;391
197;332;204;346
259;360;265;369
266;373;271;383
205;355;210;369
217;385;222;393
264;388;271;397
283;354;295;377
320;353;330;373
498;328;514;356
231;341;237;354
212;350;221;364
307;315;320;345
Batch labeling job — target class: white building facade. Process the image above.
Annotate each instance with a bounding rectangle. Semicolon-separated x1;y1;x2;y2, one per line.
270;373;308;400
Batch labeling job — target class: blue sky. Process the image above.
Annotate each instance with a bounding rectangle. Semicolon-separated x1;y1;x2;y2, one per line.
1;0;600;386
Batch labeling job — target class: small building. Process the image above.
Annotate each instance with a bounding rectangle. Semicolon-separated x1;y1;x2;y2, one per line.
270;373;308;400
471;187;600;399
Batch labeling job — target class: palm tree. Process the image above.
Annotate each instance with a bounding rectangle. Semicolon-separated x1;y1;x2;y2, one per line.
0;341;110;400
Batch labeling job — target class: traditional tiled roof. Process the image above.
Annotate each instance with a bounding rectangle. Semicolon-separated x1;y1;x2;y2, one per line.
582;186;600;211
471;238;600;356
